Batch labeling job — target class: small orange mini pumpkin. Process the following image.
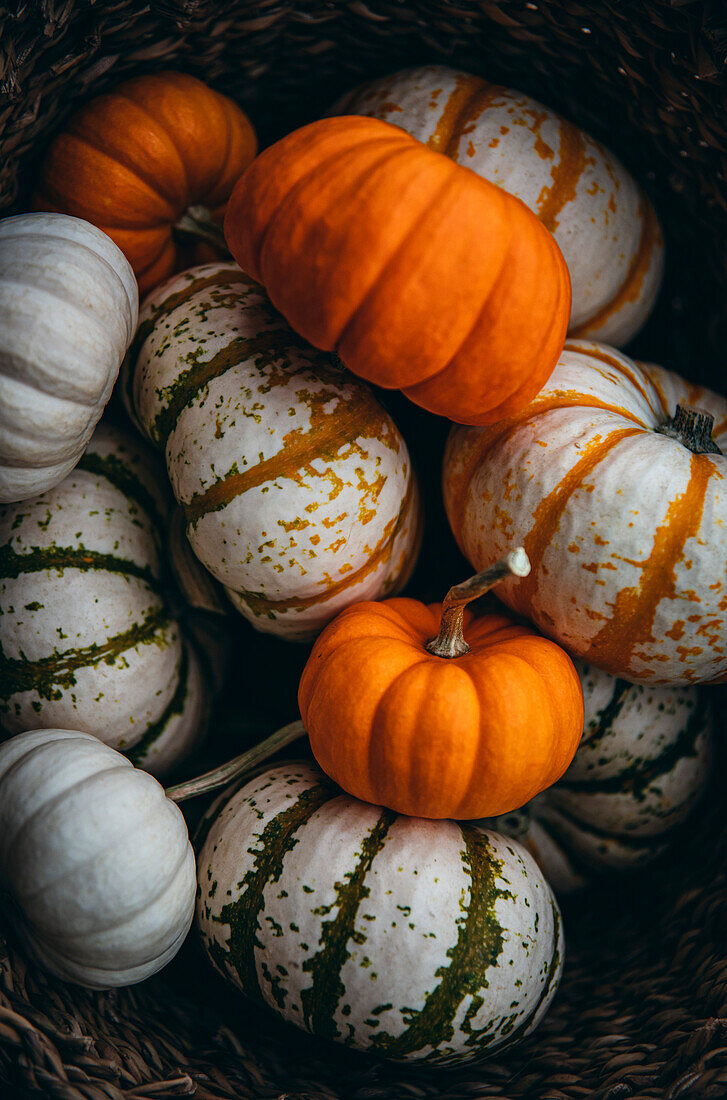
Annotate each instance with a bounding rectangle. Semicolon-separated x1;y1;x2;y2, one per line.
299;549;584;819
224;116;571;425
34;72;257;294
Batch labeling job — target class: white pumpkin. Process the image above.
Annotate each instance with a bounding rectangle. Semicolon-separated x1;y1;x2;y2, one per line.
197;760;564;1066
334;65;664;346
0;213;138;503
0;423;211;778
444;340;727;684
167;506;229;616
0;728;196;988
126;263;422;640
481;662;713;893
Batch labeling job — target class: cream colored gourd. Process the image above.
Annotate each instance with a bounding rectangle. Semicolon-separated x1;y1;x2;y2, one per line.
0;722;306;990
197;760;564;1065
481;662;713;892
0;423;211;777
0;729;196;988
126;263;421;640
0;213;138;503
167;506;229;616
335;65;663;346
444;340;727;684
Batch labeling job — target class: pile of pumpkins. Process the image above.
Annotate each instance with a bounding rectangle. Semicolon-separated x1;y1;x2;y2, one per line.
0;65;723;1068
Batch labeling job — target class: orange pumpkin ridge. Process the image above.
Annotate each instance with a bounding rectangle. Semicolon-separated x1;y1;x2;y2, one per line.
225;115;571;425
299;549;584;820
333;66;665;349
34;72;257;294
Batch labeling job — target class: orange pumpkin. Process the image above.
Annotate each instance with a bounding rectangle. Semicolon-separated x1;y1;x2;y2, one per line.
299;549;584;819
34;72;257;294
334;66;664;348
224;116;571;425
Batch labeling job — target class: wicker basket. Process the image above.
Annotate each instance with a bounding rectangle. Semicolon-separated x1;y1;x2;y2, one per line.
2;2;727;1097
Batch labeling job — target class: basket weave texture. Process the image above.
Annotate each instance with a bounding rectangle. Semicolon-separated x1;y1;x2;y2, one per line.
1;1;727;1097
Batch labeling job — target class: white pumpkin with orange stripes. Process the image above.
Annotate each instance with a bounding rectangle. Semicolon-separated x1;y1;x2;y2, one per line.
126;263;422;640
443;340;727;685
334;65;663;346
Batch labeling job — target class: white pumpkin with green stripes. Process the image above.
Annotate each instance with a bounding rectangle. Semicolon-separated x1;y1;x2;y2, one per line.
0;423;212;777
125;263;422;641
482;662;713;892
196;761;564;1065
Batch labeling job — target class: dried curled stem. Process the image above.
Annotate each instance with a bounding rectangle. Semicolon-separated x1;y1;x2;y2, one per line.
426;548;531;659
165;720;306;803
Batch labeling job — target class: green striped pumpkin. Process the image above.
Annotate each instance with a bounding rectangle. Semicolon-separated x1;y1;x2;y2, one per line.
0;423;212;777
124;262;422;641
482;661;713;892
196;761;564;1065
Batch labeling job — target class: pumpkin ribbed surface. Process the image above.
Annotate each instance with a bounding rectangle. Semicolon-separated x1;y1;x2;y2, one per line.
34;72;257;294
0;729;196;988
0;2;725;1096
444;340;727;684
299;600;583;819
196;761;564;1065
127;263;422;640
335;65;663;346
224;115;571;425
0;213;137;503
0;424;210;777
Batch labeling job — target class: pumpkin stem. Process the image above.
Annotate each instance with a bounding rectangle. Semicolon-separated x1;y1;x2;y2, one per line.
173;205;230;255
426;548;531;659
165;720;306;802
656;404;723;455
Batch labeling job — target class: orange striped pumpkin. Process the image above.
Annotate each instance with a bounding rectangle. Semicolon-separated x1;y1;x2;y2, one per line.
443;340;727;685
335;65;664;347
34;72;257;294
125;263;422;640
